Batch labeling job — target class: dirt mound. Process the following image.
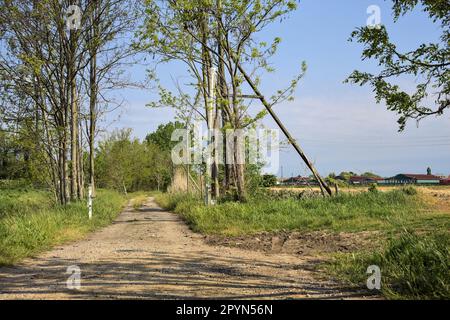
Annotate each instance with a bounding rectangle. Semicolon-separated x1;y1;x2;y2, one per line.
206;231;380;256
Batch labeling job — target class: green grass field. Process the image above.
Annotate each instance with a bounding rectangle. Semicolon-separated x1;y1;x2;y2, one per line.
0;187;127;266
326;231;449;299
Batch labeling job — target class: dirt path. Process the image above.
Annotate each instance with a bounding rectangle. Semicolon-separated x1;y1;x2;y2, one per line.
0;198;373;299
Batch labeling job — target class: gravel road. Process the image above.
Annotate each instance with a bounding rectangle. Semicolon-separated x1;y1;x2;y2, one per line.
0;198;373;299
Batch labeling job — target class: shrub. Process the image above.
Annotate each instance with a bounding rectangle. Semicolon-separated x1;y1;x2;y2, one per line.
368;183;378;193
401;186;418;196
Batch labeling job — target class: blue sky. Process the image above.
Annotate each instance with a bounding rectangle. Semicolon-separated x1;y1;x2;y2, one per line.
105;0;450;178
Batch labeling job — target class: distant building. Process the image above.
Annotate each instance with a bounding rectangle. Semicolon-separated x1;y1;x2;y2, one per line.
383;174;441;185
280;176;317;186
348;176;385;185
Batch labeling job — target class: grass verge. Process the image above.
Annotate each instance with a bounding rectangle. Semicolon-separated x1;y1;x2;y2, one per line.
155;189;448;236
325;231;449;299
0;188;127;266
155;188;449;299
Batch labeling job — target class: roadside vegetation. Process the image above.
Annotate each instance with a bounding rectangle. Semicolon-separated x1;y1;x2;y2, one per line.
0;118;174;267
327;231;449;299
0;123;173;267
156;187;450;299
155;188;448;235
0;184;128;266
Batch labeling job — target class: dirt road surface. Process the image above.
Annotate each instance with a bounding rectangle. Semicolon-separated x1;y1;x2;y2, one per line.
0;198;373;299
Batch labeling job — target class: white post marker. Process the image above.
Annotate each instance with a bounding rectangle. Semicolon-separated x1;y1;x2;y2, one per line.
88;185;93;220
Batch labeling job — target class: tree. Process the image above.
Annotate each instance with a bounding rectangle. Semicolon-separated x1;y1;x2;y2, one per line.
145;121;185;152
261;174;277;187
0;0;141;203
145;121;184;190
95;129;142;193
138;0;332;200
362;172;381;178
338;171;357;181
95;128;173;192
0;0;77;203
347;1;449;131
83;0;142;197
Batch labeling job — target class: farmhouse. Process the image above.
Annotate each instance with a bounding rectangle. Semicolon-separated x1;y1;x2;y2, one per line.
383;174;441;185
280;176;317;186
348;176;384;185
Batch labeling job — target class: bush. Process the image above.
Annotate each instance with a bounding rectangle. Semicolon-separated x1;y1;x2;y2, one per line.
368;183;378;193
401;186;418;196
261;174;278;187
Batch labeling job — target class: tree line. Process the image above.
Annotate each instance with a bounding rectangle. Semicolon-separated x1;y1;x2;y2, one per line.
0;0;141;204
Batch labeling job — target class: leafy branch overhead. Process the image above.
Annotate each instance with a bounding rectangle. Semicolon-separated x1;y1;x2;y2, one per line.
346;0;449;131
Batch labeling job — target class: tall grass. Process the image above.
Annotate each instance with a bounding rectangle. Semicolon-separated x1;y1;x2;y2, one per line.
155;189;438;235
155;189;449;299
0;188;126;266
327;231;449;299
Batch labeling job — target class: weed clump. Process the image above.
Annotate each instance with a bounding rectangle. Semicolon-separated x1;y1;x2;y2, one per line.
401;186;418;196
368;183;378;193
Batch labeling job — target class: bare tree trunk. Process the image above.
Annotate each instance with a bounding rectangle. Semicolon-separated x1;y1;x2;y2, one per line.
78;121;84;199
64;134;70;203
89;0;99;198
58;141;66;205
89;69;96;197
216;0;230;194
200;15;214;204
69;25;79;201
70;75;79;201
122;181;128;195
233;134;247;202
212;106;220;199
